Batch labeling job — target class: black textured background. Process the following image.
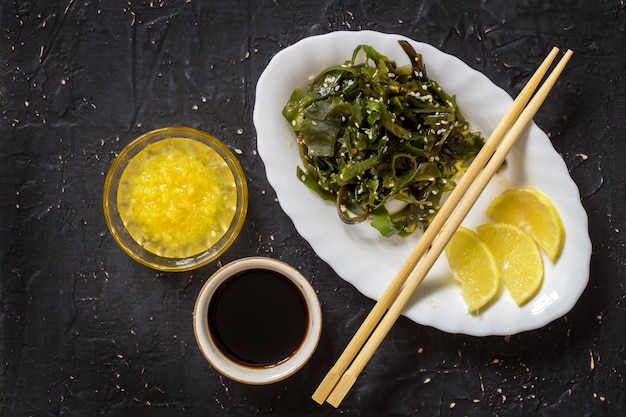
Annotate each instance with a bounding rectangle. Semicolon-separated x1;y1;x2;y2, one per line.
1;1;625;416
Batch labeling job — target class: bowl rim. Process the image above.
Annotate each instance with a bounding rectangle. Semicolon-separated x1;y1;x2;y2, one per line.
103;126;248;272
193;256;322;384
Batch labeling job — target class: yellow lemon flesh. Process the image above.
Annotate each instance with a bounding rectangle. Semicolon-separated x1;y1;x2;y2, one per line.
476;222;544;307
445;226;500;313
485;187;564;262
117;137;238;258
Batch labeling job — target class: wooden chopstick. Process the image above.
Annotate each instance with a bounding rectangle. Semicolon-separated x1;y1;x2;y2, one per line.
325;48;573;407
314;47;573;407
312;46;561;405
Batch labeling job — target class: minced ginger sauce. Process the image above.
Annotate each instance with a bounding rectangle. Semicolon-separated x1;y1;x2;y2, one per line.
117;137;237;258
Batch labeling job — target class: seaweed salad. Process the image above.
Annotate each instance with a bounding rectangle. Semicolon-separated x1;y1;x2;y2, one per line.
282;40;485;237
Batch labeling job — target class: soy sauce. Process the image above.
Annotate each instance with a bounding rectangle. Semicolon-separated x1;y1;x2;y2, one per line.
207;269;309;367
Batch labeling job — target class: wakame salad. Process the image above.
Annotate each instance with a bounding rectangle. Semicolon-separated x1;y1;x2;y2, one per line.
282;41;485;237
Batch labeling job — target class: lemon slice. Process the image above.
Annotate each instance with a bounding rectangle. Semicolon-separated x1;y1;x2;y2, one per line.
476;222;544;306
445;226;500;313
485;187;565;262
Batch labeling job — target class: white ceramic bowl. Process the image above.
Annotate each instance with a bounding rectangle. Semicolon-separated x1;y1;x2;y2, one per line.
254;31;591;336
193;257;322;384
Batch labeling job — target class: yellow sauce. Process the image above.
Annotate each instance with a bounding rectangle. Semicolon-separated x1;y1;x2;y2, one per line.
117;137;237;258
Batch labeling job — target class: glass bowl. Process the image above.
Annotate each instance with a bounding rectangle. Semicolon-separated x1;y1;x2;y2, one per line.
103;126;248;272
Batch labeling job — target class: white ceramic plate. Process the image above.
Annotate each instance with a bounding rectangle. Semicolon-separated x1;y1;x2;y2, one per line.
254;31;591;336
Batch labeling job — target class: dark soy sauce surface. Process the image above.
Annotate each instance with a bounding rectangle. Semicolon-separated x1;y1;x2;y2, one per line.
207;269;309;367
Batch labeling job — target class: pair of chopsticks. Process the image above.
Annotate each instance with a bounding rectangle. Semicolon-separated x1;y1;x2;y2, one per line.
313;46;573;408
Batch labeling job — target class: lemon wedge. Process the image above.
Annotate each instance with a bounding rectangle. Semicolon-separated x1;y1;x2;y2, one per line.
476;222;544;306
485;188;565;262
445;226;500;313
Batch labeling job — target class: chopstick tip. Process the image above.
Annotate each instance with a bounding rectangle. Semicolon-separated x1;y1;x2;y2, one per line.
326;373;357;408
312;371;339;405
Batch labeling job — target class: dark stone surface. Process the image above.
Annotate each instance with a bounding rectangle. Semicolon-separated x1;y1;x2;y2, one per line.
1;0;624;416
